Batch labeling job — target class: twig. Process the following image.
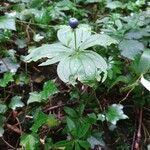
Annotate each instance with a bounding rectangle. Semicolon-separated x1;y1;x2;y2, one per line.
6;124;22;135
44;101;78;112
132;108;143;150
1;137;15;150
119;87;134;104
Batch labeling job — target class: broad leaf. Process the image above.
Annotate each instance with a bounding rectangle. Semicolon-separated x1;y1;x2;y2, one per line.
27;81;58;104
79;34;118;50
0;104;7;114
0;16;16;30
40;80;59;100
20;134;40;150
119;40;144;59
66;117;76;131
24;43;73;63
78;140;90;150
57;24;91;49
140;76;150;92
105;104;128;125
57;51;107;85
106;1;123;9
31;112;49;133
9;96;24;110
31;112;58;133
64;107;78;118
0;58;19;73
27;92;42;104
138;50;150;73
0;72;14;87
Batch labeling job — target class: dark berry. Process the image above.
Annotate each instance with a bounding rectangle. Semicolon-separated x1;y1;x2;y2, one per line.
69;18;79;29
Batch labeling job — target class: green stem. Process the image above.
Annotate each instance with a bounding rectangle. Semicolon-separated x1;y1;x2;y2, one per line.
74;29;77;51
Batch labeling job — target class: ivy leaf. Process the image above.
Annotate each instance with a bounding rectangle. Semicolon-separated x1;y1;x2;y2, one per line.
0;16;16;30
9;96;24;110
40;80;59;100
31;112;48;133
105;104;128;125
27;92;42;104
20;133;40;150
119;40;144;59
0;104;7;114
138;50;150;73
0;58;19;73
0;72;14;87
140;76;150;92
27;81;58;104
31;112;58;133
79;34;118;50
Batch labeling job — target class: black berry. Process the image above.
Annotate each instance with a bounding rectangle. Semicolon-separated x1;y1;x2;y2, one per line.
69;18;79;29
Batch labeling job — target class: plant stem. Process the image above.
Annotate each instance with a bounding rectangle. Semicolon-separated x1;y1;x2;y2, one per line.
73;29;77;50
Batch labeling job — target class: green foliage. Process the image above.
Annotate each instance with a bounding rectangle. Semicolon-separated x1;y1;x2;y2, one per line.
0;0;149;149
9;96;24;110
0;16;16;30
27;80;58;104
25;24;117;85
20;133;40;150
31;111;58;133
0;72;14;87
98;104;128;125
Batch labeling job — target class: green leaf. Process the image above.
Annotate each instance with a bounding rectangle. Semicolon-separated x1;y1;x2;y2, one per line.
24;43;73;63
57;24;91;49
20;133;40;150
9;96;24;110
105;104;128;125
0;58;19;73
74;142;81;150
77;123;90;138
54;140;73;149
0;16;16;30
31;112;58;133
27;81;58;104
140;76;150;92
27;92;42;104
40;80;59;100
0;72;14;87
119;40;144;59
0;104;7;114
64;107;78;118
66;117;76;131
138;50;150;73
31;112;49;133
106;1;123;9
78;140;90;150
79;34;118;50
46;114;58;127
57;51;107;85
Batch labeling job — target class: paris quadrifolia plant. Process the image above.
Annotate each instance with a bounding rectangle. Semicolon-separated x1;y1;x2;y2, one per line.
24;18;118;86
